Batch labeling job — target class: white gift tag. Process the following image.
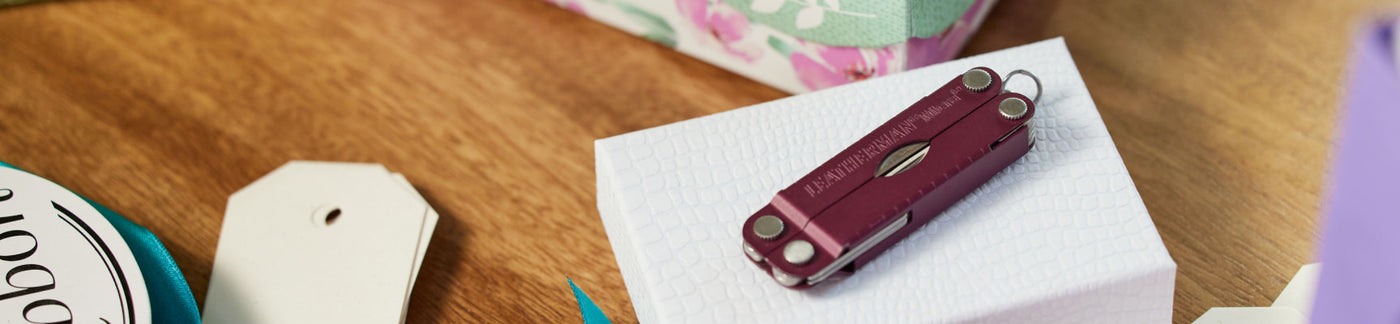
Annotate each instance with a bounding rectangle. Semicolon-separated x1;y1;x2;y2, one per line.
387;173;438;322
202;161;437;324
1191;263;1320;324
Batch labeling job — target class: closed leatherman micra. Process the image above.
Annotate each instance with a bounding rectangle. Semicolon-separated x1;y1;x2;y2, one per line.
741;67;1041;289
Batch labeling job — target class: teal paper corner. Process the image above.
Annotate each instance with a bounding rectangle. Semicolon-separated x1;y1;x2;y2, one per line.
568;278;613;324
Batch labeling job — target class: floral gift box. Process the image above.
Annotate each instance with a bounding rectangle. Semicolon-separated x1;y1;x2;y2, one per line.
545;0;998;93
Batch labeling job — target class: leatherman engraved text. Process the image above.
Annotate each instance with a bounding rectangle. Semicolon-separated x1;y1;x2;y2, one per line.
742;67;1042;289
801;89;964;198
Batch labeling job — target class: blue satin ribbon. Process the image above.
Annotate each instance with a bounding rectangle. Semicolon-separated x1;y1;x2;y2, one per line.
1;161;199;324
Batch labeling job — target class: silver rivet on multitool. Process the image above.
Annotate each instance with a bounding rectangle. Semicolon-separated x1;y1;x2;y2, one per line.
743;243;765;262
999;97;1028;120
752;215;784;240
783;240;815;265
771;267;802;287
962;69;992;92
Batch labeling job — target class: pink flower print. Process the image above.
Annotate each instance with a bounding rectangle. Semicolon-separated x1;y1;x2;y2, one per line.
677;0;709;30
676;0;762;62
791;45;897;90
705;5;747;44
546;0;586;14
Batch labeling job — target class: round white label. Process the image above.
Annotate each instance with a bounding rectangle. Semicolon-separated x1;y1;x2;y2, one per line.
0;167;150;324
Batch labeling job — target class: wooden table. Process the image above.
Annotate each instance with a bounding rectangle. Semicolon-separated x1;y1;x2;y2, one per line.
1;0;1392;322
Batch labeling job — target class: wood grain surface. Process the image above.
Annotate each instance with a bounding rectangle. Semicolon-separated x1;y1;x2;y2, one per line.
1;0;1394;323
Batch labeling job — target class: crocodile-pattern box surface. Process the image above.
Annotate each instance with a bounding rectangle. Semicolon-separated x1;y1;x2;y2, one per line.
595;38;1176;324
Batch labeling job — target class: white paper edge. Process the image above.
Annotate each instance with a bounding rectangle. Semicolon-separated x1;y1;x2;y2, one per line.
389;173;438;324
595;143;658;323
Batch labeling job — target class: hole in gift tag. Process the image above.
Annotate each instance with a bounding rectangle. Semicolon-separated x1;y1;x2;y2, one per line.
313;205;343;227
324;208;342;225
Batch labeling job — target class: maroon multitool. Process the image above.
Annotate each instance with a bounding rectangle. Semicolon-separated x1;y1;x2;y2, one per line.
741;67;1042;289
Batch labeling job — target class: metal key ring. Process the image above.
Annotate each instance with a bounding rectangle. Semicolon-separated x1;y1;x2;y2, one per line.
1001;69;1042;104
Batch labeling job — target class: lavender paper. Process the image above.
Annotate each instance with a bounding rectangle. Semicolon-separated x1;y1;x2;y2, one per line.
1311;19;1400;324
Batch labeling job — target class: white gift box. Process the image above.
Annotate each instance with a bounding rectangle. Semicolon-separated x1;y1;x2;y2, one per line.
594;38;1176;323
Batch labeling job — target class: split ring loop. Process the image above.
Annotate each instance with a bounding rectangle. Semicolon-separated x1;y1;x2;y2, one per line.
1001;69;1042;104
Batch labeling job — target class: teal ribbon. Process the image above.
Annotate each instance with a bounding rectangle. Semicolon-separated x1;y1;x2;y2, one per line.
1;161;200;324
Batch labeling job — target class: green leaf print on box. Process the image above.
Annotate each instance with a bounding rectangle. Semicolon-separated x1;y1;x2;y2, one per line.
614;2;679;48
724;0;977;47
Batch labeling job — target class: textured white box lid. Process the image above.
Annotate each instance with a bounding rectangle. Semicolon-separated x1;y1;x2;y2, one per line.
595;38;1177;324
